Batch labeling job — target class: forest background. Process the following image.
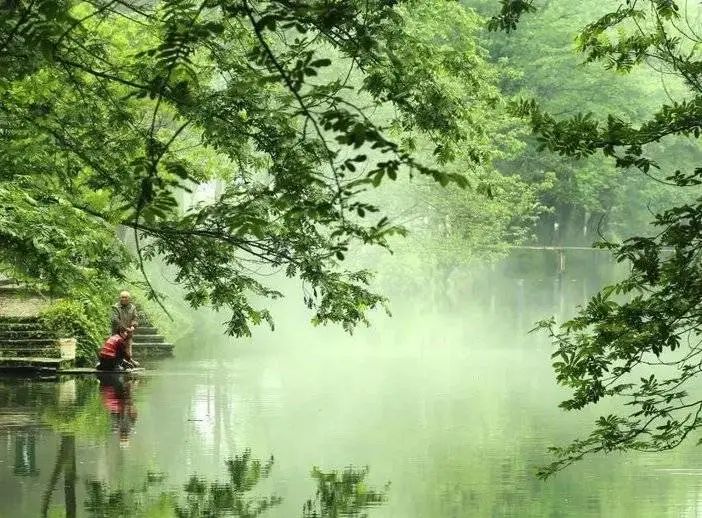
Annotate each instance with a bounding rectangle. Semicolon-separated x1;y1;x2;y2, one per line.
2;0;702;475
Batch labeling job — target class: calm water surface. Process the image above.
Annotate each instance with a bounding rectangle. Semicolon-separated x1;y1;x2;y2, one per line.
2;264;702;517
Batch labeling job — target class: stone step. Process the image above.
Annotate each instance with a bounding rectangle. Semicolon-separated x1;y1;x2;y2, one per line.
0;322;43;331
0;316;40;324
0;347;61;359
0;338;57;348
0;330;55;340
132;341;173;349
132;334;165;343
0;357;72;372
133;326;158;335
132;342;174;358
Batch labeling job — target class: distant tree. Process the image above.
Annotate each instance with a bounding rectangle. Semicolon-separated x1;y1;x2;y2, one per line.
491;0;702;476
350;2;547;298
0;0;499;335
472;0;702;244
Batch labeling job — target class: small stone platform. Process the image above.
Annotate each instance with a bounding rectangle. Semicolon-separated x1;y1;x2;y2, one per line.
60;367;145;375
0;357;73;372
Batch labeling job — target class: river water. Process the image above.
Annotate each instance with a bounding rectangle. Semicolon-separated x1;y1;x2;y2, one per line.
2;254;702;517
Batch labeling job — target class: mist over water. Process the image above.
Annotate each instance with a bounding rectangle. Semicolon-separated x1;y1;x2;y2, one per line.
2;251;702;517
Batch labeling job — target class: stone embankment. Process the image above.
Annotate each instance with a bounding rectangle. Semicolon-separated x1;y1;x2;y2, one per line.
131;312;175;358
0;317;73;373
0;285;174;372
0;315;175;373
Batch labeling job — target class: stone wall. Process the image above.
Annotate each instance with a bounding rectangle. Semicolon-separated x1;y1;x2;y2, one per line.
0;289;51;317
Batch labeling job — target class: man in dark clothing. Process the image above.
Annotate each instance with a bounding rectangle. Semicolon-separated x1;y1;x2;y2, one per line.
111;291;138;359
111;291;138;334
97;328;137;370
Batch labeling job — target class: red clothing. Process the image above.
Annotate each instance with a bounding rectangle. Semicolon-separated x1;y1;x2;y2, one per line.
100;334;127;359
100;385;123;413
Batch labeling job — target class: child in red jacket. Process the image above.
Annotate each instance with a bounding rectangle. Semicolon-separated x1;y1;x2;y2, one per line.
97;327;139;370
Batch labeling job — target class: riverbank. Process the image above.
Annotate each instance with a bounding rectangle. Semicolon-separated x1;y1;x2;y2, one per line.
0;285;174;372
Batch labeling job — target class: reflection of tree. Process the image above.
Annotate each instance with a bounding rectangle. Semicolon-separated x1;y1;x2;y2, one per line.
29;378;130;518
175;450;280;518
13;431;38;476
302;467;388;518
83;452;388;518
84;449;280;518
41;434;77;518
40;377;112;439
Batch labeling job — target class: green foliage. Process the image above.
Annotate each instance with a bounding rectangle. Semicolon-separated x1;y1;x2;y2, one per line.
302;466;388;518
127;276;193;341
40;292;112;365
174;451;281;518
351;2;545;278
40;378;111;438
472;0;702;244
489;0;702;476
0;0;506;336
0;184;130;294
83;454;387;518
487;0;538;32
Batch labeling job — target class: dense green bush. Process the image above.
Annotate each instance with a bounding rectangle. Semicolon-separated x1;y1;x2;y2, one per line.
40;297;109;366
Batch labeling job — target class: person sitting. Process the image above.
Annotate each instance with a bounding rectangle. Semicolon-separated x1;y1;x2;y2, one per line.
97;327;139;371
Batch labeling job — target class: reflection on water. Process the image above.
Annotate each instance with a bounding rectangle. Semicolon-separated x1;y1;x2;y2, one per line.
83;449;282;517
84;453;385;518
2;259;702;516
41;434;76;517
302;467;388;518
98;374;138;445
14;432;38;477
0;376;388;517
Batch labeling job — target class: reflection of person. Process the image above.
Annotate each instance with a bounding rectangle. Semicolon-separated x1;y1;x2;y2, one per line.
97;328;138;370
99;375;138;444
110;291;138;359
